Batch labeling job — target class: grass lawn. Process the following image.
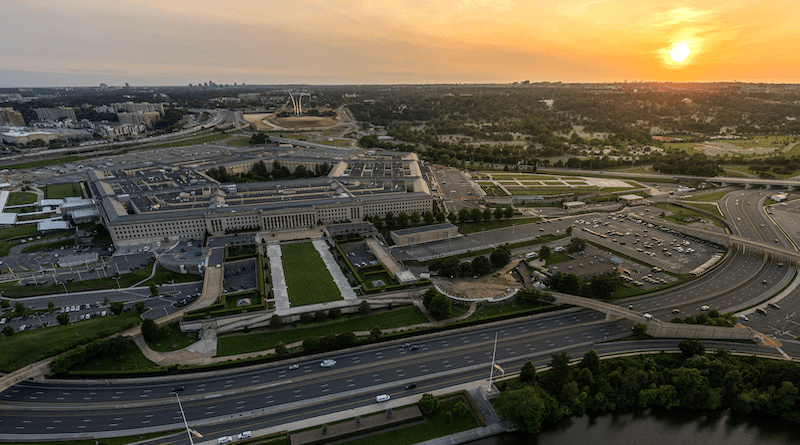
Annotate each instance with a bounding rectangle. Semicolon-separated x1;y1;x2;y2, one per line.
652;203;726;228
457;217;541;234
44;183;83;199
20;238;74;253
3;156;84;170
681;190;733;202
145;323;200;352
143;266;203;287
225;243;257;260
544;252;573;267
464;300;557;323
281;242;341;306
682;202;724;219
0;312;141;372
69;336;160;374
0;225;39;240
338;397;479;445
147;133;229;149
216;306;428;356
226;138;252;146
7;191;38;206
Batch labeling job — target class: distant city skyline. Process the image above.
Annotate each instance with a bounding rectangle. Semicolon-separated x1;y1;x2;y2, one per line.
2;1;798;87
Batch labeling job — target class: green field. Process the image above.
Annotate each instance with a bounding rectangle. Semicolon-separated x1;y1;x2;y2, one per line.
488;173;556;180
0;225;39;240
281;242;342;306
0;312;141;372
4;156;84;171
69;336;160;374
143;266;203;287
20;238;74;253
145;323;200;352
44;183;83;199
226;138;252;146
338;396;479;445
653;203;726;228
7;191;38;206
14;430;181;445
147;133;229;149
544;252;573;267
681;190;733;202
682;202;724;219
216;306;428;356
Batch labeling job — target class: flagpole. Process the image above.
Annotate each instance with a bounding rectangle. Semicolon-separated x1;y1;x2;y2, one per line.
176;394;194;445
487;332;497;392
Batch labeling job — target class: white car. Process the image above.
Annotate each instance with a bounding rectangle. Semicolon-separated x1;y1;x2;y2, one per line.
238;431;252;439
701;305;710;311
0;318;5;324
320;359;336;368
288;364;299;370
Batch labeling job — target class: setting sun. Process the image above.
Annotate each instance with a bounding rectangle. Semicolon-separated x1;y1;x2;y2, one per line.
669;42;691;63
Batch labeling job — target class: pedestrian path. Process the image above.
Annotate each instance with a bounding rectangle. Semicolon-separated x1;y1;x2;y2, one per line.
266;243;290;312
312;238;357;301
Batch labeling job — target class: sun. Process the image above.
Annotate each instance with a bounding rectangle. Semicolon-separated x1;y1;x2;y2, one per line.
669;41;691;63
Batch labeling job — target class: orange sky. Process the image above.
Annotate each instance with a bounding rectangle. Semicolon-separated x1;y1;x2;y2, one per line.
2;0;799;86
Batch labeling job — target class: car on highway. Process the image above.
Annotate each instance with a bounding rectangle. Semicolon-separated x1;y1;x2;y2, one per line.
238;431;252;439
405;383;417;390
672;308;680;314
768;303;781;310
376;394;391;402
408;344;420;351
739;315;749;322
171;385;185;393
288;364;299;370
320;359;336;368
217;436;233;444
701;305;710;311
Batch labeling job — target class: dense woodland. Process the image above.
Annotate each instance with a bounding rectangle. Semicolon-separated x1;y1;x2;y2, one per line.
495;343;800;434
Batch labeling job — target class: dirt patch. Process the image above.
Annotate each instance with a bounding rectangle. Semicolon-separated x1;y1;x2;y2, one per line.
435;267;521;300
271;116;337;128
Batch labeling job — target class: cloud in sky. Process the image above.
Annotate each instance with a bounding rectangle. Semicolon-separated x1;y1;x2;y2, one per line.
1;0;798;86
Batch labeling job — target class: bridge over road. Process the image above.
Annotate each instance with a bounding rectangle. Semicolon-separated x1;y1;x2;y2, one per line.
551;292;757;341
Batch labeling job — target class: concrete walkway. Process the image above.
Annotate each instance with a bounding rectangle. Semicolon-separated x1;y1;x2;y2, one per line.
312;238;357;301
266;242;290;312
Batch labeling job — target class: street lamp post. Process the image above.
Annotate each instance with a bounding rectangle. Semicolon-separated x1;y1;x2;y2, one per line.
176;394;195;445
487;332;498;393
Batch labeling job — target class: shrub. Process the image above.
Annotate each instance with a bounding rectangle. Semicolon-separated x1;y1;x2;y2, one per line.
270;314;283;328
328;308;342;319
443;411;453;425
358;301;371;316
419;393;440;414
453;400;469;417
299;313;314;324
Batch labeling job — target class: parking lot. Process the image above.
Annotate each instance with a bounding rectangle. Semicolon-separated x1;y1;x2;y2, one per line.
222;259;257;294
339;241;382;270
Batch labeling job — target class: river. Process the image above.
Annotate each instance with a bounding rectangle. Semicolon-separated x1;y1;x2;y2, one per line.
468;409;800;445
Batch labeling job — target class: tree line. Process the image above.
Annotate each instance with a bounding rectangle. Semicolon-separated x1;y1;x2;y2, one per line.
495;341;800;434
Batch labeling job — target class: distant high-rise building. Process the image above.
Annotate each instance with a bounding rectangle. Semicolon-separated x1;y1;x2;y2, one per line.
34;106;76;122
125;82;129;88
99;83;108;90
0;107;25;126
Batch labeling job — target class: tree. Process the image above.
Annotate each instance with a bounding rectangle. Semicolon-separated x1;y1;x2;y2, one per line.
358;300;371;316
0;299;9;309
469;208;482;222
566;237;585;253
370;215;383;228
494;385;559;433
314;311;328;322
566;225;573;235
410;211;421;225
141;318;162;342
14;301;25;315
539;245;551;260
274;342;288;356
587;272;622;299
300;312;314;324
328;308;342;320
384;211;395;229
447;212;457;222
149;283;158;296
494;207;505;219
419;393;440;414
458;208;470;223
520;361;537;384
428;294;452;320
482;208;493;221
632;323;648;338
471;255;492;276
423;288;438;309
134;301;146;313
270;314;283;328
47;301;55;314
57;313;70;326
2;326;12;337
443;411;453;425
397;211;410;228
370;326;382;340
423;211;435;225
504;206;514;218
453;400;469;417
580;350;601;375
679;338;706;357
435;211;446;223
303;337;320;352
490;247;510;269
110;302;124;315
